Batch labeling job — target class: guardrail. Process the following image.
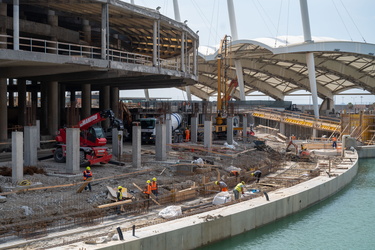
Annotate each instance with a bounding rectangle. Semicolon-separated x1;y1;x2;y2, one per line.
0;34;184;72
252;108;341;132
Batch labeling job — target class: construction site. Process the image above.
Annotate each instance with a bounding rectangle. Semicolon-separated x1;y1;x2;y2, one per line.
0;0;375;249
0;119;348;249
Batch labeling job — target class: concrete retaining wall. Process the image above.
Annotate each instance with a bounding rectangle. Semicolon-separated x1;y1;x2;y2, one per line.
356;145;375;158
86;151;359;250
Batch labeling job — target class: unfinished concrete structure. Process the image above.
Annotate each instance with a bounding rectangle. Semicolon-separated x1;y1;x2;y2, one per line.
0;0;198;145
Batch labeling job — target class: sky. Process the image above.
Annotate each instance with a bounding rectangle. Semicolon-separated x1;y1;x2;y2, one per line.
120;0;375;105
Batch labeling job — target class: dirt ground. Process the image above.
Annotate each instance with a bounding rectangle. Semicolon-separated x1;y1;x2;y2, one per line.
0;133;313;248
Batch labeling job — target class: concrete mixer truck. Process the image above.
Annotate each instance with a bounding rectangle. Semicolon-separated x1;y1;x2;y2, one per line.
140;113;185;144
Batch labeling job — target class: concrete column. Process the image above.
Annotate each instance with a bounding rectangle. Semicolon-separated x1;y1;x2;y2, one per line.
66;128;80;174
48;81;59;136
13;0;19;50
0;3;6;49
83;19;91;43
166;116;172;149
59;84;66;126
111;87;119;116
242;115;248;139
153;20;158;66
70;90;76;104
12;131;23;182
48;10;58;53
191;116;198;143
24;126;37;166
155;123;166;161
101;3;108;59
0;78;7;142
204;120;212;148
112;128;123;158
227;116;234;144
132;125;141;168
279;121;286;135
40;82;48;134
36;120;40;149
193;39;197;76
81;83;91;119
181;32;185;72
100;85;110;129
17;79;26;126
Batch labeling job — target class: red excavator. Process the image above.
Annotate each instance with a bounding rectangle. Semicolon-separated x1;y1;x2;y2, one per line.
53;110;124;166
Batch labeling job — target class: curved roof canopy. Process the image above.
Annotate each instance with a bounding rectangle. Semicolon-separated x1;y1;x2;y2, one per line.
193;37;375;101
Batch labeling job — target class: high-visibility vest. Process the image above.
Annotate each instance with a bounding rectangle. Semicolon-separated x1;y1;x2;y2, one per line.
218;181;228;192
143;184;152;195
117;190;123;200
234;183;244;192
151;181;157;191
83;170;92;180
332;137;337;141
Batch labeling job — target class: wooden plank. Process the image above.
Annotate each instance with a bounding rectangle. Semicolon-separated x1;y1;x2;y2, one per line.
97;199;132;209
132;182;161;205
76;178;92;193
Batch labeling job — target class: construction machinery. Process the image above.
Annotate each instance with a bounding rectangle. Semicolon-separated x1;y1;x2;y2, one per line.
54;109;124;165
140;113;186;143
286;140;314;162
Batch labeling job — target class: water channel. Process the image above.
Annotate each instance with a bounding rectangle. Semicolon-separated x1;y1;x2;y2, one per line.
199;158;375;250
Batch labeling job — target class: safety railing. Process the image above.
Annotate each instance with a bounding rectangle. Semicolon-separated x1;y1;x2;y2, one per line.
252;108;341;132
0;34;185;72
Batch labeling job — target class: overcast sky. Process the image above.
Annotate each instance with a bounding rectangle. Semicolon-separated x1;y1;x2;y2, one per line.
120;0;375;105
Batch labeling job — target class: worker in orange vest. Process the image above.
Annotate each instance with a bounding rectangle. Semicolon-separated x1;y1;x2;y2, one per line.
151;177;158;196
215;180;228;192
143;180;152;199
185;128;190;142
83;166;93;191
332;136;337;149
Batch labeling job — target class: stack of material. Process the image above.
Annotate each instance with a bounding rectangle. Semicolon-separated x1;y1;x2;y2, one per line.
107;186;131;201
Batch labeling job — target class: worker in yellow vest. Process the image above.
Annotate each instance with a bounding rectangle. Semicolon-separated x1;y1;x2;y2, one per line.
233;181;246;200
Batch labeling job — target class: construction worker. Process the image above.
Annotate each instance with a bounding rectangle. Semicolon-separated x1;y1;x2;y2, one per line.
117;186;125;201
143;180;152;199
233;181;246;200
215;180;228;192
151;177;158;196
83;166;92;191
332;136;337;149
251;170;262;183
185;128;190;142
230;170;239;177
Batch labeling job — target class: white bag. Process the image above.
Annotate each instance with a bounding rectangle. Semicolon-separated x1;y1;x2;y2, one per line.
158;205;182;219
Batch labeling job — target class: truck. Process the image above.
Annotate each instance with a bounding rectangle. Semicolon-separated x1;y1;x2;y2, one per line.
53;109;124;165
140;113;185;143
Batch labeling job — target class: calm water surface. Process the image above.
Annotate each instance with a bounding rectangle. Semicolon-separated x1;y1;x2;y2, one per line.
199;158;375;250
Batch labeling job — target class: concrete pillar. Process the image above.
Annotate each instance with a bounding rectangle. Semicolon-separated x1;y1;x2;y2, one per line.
66;128;80;174
83;19;91;43
112;128;123;158
13;0;19;50
242;115;248;139
0;78;7;142
100;85;110;129
132;125;141;168
181;32;185;72
48;10;58;53
0;2;7;49
111;87;119;116
40;82;48;134
191;116;198;143
101;3;108;59
12;131;23;182
48;81;59;136
204;120;212;148
81;83;91;119
36;120;40;149
24;126;37;166
155;123;166;161
59;84;66;126
153;20;158;66
227;116;234;144
17;79;26;126
279;121;286;135
166;116;172;149
70;90;76;104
